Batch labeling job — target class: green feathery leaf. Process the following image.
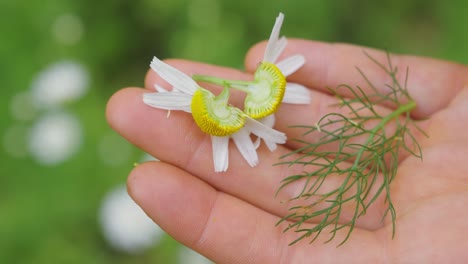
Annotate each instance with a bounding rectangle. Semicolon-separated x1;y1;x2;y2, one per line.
276;52;425;246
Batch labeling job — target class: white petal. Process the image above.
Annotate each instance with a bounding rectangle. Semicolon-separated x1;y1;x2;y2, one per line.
244;117;286;150
231;129;259;167
143;92;192;112
150;57;198;95
254;115;277;151
264;139;279;152
262;118;279;151
154;84;169;93
267;36;288;64
258;114;276;128
263;13;285;63
211;136;229;172
283;83;311;104
276;55;305;76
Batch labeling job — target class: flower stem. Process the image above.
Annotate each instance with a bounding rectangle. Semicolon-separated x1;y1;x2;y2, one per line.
215;86;230;104
375;100;416;132
351;100;416;182
192;74;252;92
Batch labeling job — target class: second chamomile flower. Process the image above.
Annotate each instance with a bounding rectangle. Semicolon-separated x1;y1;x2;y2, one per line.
193;12;310;150
246;12;310;119
194;12;310;121
143;57;286;172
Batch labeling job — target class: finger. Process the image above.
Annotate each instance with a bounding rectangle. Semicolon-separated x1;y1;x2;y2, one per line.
245;40;468;118
128;161;384;263
107;87;390;229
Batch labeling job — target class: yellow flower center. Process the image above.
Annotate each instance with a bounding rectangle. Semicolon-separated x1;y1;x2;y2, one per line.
244;62;286;119
191;88;245;136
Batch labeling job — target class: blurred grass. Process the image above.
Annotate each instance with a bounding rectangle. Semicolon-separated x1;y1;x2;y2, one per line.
0;0;466;263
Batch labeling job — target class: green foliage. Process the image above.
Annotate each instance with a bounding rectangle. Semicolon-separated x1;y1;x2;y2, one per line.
277;53;425;246
0;0;464;262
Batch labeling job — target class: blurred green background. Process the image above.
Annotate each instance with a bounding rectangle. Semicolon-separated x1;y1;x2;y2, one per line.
1;0;466;263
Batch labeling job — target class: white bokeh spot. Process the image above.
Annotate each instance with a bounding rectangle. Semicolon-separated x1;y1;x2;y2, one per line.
99;185;165;254
178;246;213;264
28;111;82;165
31;60;89;108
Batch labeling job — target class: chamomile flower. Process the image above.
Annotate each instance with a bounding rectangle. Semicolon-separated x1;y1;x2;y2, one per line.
254;12;310;111
143;57;286;172
193;12;310;122
192;13;309;150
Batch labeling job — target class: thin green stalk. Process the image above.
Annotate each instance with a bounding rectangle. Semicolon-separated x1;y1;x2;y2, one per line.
192;74;252;92
277;52;425;246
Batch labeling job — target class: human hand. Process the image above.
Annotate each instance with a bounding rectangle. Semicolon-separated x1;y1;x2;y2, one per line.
106;40;468;263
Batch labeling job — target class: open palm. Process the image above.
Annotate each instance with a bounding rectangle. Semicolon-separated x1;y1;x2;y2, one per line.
106;40;468;263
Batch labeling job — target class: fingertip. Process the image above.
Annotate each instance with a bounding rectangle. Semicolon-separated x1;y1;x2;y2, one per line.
126;161;217;247
126;161;164;208
126;161;149;202
106;87;145;133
